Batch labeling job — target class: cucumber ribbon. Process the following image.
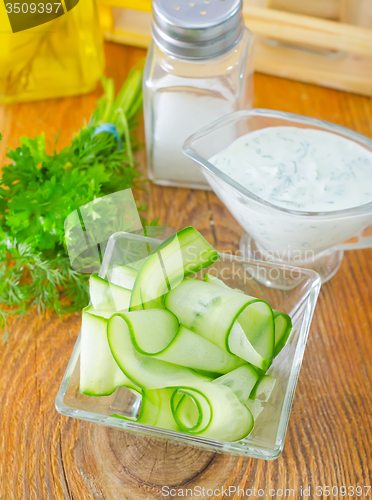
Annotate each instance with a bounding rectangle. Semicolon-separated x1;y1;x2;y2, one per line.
80;226;292;442
165;279;275;372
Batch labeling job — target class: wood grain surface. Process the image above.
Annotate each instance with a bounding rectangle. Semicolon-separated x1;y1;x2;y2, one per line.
0;42;372;500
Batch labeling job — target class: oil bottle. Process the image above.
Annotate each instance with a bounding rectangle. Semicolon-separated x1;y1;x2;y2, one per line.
0;0;104;102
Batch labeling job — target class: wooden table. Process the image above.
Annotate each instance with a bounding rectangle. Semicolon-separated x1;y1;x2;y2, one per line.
1;42;372;500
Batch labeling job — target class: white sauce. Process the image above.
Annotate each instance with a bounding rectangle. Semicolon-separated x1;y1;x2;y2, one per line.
206;126;372;258
209;127;372;212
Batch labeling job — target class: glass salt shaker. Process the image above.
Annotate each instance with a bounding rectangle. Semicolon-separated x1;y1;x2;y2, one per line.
143;0;254;189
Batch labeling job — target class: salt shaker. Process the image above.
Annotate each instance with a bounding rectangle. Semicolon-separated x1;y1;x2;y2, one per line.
143;0;254;189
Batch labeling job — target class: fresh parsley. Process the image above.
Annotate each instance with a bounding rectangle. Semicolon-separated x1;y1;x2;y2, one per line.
0;67;148;342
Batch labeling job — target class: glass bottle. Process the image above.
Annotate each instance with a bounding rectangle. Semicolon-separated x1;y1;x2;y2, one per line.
0;0;104;103
143;0;254;189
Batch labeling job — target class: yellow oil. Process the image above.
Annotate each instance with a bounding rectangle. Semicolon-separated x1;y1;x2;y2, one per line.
0;0;104;103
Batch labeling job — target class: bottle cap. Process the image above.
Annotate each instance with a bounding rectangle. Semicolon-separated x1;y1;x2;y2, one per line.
152;0;244;59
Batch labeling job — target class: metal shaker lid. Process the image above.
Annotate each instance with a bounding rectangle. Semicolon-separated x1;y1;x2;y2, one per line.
152;0;244;59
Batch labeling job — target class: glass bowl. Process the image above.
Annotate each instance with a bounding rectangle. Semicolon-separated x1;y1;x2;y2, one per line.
182;109;372;285
56;231;321;460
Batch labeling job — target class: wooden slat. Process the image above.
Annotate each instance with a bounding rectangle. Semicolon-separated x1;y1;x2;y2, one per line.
340;0;372;28
254;36;372;96
107;8;152;48
243;4;372;56
267;0;340;20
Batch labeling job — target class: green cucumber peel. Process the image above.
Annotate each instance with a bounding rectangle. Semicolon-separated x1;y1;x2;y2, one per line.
165;279;275;369
110;309;245;374
172;390;204;432
170;382;254;442
129;227;220;311
152;324;246;374
213;364;260;404
273;311;293;357
80;306;140;396
112;382;255;441
193;370;221;379
112;388;180;432
119;309;179;355
107;313;211;390
229;321;269;371
249;375;276;402
204;273;292;360
89;274;131;311
111;381;256;441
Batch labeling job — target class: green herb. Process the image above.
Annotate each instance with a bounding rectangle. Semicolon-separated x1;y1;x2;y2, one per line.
0;67;149;342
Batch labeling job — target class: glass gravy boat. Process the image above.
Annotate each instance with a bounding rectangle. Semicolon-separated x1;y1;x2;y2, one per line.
183;109;372;286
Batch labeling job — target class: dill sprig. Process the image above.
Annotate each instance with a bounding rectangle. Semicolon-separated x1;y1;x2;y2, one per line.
0;67;148;342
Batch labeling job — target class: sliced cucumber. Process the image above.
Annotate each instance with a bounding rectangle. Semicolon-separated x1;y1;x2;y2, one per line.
86;306;115;320
193;369;221;379
273;311;292;357
204;273;292;360
165;279;274;370
228;321;268;371
89;274;131;311
109;308;244;376
213;364;259;404
107;313;210;389
204;273;230;288
112;388;180;432
139;388;180;431
171;382;254;442
113;382;256;441
109;263;138;290
234;302;275;371
80;306;139;396
80;228;285;442
122;309;179;354
130;227;220;311
156;325;245;374
120;308;245;374
250;375;276;402
204;272;244;294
